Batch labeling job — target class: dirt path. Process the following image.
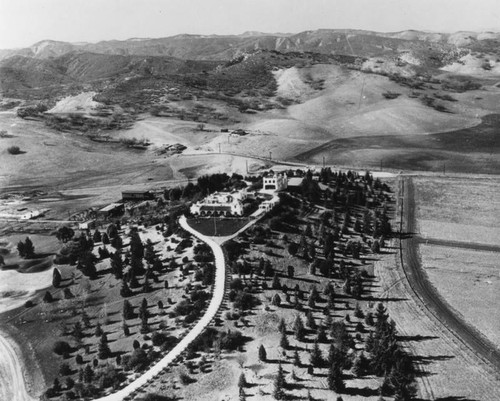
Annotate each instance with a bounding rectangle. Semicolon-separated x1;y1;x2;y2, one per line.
0;330;36;401
416;237;500;253
400;176;500;372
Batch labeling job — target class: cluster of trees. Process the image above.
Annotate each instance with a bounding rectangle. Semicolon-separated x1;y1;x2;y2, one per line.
164;172;251;202
255;301;416;398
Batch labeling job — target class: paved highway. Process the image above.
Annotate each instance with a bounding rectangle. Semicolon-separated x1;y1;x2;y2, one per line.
400;176;500;372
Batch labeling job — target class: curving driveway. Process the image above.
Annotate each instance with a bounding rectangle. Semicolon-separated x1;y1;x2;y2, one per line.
95;214;263;401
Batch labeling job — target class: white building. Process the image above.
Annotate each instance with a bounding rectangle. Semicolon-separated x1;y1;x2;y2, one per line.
190;190;247;216
261;172;288;194
258;195;280;212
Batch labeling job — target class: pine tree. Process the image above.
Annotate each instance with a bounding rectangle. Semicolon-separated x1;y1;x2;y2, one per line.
273;362;286;400
24;237;35;258
293;315;305;342
354;303;364;319
52;268;62;288
120;278;132;297
122;300;134;320
310;341;323;368
102;233;110;245
258;344;267;362
280;331;289;350
317;324;328;343
278;318;287;334
83;364;94;383
98;333;111;359
327;360;345;393
352;351;369;377
306;310;317;329
238;372;247;388
122;321;130;336
272;273;281;290
94;322;103;337
139;298;148;319
93;229;102;243
52;377;61;392
293;347;301;366
43;290;53;303
272;293;282;307
111;253;124;279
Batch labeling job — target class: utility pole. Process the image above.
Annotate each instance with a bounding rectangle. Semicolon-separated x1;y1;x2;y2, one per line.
269;151;272;160
323;156;325;168
246;160;248;174
219;143;221;154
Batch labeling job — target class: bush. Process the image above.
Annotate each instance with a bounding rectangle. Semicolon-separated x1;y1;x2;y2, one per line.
53;341;72;356
151;332;168;346
7;146;22;155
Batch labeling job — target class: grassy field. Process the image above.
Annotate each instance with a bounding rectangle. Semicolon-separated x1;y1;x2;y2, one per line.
420;244;500;348
186;217;251;237
415;176;500;245
375;248;500;400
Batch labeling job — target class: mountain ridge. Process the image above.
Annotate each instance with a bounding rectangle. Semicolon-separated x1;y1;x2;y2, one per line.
2;29;500;61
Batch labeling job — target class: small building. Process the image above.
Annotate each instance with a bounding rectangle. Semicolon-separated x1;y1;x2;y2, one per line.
122;190;154;201
97;203;124;218
78;220;96;230
258;195;280;213
287;176;304;189
261;172;288;194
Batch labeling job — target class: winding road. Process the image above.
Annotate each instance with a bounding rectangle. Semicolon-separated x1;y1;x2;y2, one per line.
0;330;36;401
400;176;500;372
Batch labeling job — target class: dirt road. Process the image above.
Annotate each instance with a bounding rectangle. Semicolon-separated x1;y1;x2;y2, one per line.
400;176;500;371
416;237;500;253
0;331;35;401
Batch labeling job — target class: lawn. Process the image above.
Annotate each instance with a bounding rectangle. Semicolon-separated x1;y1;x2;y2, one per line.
186;217;251;237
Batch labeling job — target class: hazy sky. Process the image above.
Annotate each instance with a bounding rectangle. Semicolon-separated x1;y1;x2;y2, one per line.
1;0;500;49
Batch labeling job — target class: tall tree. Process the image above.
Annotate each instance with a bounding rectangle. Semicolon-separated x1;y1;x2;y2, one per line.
273;363;286;400
98;333;111;359
23;237;35;258
327;360;345;393
258;344;267;362
310;341;323;368
52;268;62;288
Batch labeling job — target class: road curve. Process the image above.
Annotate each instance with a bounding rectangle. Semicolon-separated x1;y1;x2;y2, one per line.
0;330;36;401
95;216;226;401
400;176;500;372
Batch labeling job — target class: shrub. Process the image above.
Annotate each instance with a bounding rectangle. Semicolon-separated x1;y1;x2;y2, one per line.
179;372;195;385
151;332;168;347
53;341;72;356
7;146;22;155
